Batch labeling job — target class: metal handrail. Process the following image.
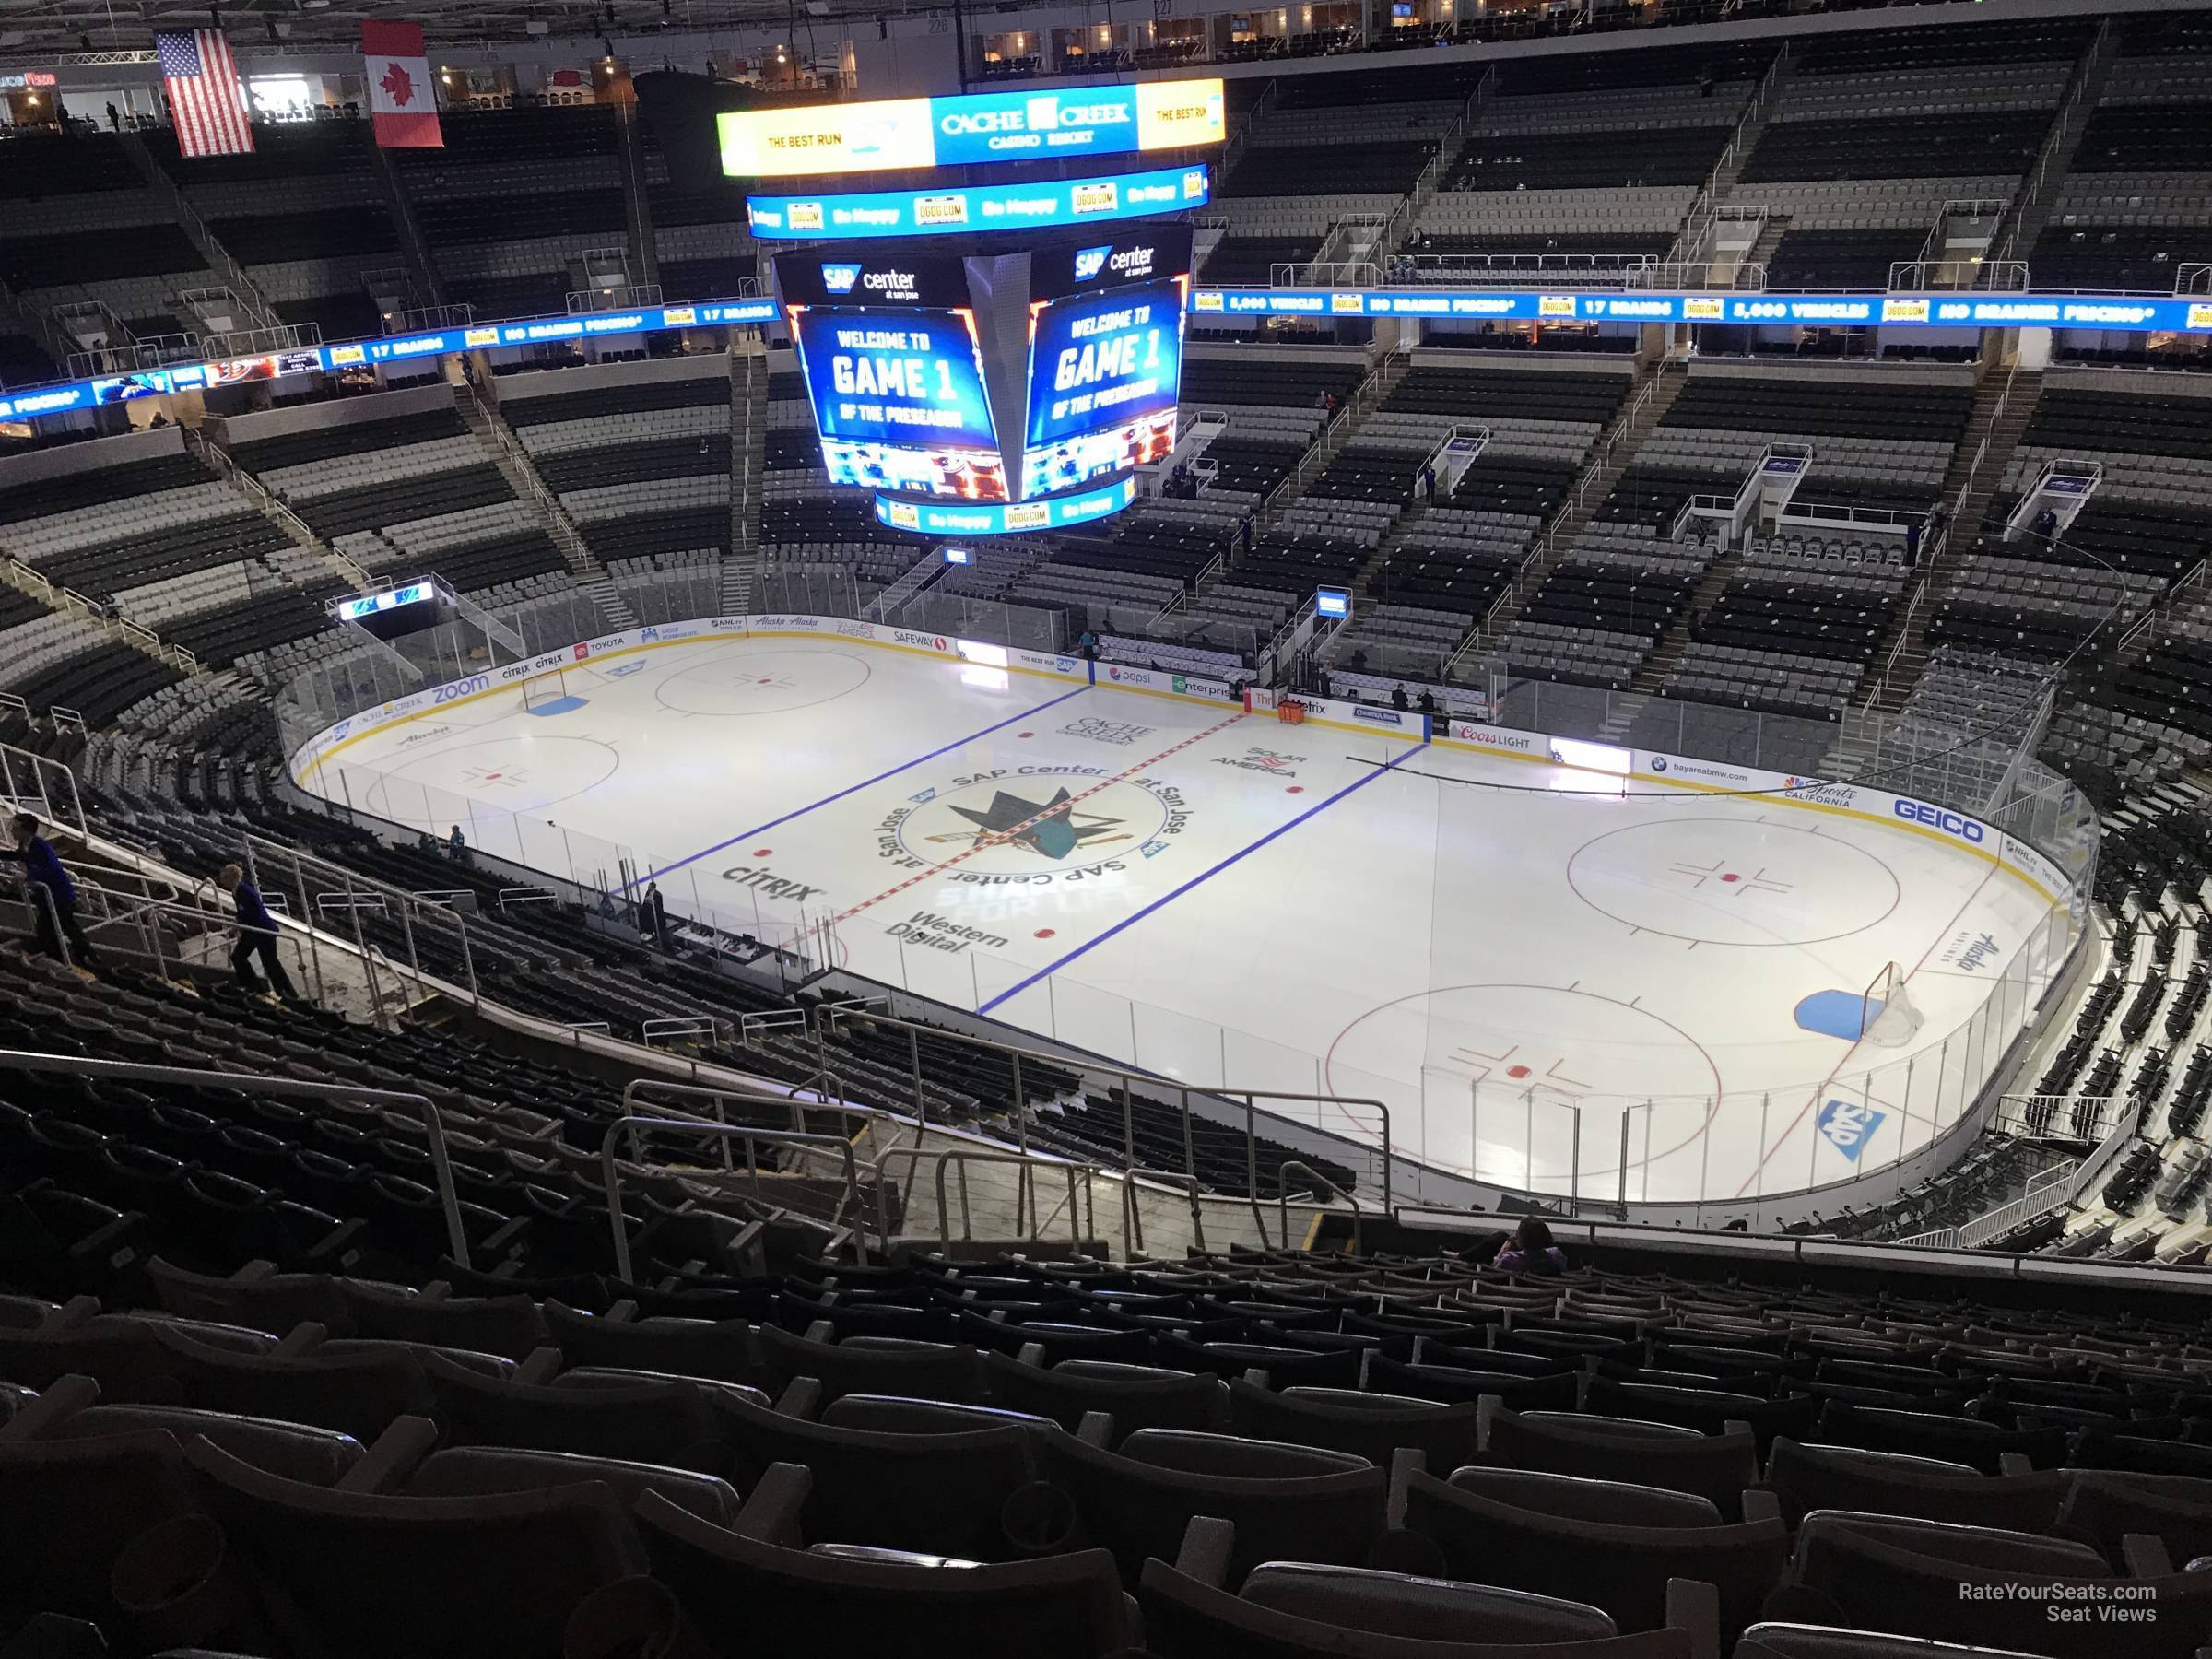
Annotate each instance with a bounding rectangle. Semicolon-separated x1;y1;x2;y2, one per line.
0;1047;473;1267
1125;1167;1206;1256
1272;1159;1366;1253
620;1076;895;1157
873;1143;1097;1257
599;1114;867;1277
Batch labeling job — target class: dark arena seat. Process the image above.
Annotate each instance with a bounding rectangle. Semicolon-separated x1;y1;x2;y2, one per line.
5;10;2212;1656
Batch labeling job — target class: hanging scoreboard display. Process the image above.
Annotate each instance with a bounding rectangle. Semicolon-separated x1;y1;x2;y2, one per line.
1019;236;1189;500
771;226;1193;535
780;253;1009;502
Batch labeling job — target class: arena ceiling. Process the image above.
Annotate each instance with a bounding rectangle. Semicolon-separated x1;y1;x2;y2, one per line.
0;0;886;61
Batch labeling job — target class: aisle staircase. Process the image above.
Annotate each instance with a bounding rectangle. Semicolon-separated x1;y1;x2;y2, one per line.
453;380;601;580
1465;357;1688;660
727;340;768;607
1988;20;2117;269
1862;363;2045;712
579;575;640;633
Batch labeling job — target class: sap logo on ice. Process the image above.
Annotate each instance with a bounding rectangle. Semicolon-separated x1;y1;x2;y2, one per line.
1074;246;1111;281
1894;799;1984;843
820;264;863;295
1817;1098;1887;1164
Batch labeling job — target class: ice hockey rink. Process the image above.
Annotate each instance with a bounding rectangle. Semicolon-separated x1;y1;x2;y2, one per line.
294;626;2075;1209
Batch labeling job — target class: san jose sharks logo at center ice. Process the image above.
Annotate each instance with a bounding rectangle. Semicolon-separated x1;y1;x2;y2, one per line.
877;763;1192;885
943;785;1127;862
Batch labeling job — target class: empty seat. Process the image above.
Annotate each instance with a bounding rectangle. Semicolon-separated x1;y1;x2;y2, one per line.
1403;1467;1787;1647
634;1484;1134;1659
187;1435;659;1659
1041;1427;1389;1585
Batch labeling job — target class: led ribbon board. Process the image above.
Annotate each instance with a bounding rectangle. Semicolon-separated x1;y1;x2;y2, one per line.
874;475;1138;536
746;163;1210;240
718;79;1226;180
3;288;2206;429
1188;288;2212;330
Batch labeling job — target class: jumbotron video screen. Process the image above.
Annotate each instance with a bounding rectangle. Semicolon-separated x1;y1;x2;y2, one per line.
771;227;1192;527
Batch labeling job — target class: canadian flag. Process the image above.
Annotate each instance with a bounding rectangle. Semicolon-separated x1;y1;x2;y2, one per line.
363;20;442;148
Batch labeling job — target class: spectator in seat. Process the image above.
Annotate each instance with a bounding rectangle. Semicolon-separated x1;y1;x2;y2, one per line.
3;812;99;970
218;862;298;1001
1495;1216;1565;1277
1391;685;1412;712
448;825;471;866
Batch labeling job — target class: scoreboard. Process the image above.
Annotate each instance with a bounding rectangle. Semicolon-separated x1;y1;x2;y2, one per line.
782;253;1008;500
771;226;1193;532
1021;240;1186;500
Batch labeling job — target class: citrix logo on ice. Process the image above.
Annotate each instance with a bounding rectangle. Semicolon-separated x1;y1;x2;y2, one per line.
1894;798;1986;843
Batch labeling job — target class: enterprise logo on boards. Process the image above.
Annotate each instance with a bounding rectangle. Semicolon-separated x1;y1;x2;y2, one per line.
820;264;863;295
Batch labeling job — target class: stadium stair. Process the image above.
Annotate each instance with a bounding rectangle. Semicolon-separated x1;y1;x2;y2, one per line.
1471;355;1690;655
1862;367;2046;714
368;139;448;310
453;380;602;579
614;98;661;291
1668;46;1794;272
1989;19;2120;268
729;341;768;604
182;428;375;599
113;128;282;336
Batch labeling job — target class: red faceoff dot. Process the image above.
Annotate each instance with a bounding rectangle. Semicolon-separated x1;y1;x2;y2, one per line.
1506;1065;1532;1079
1287;785;1305;794
1034;928;1056;938
1018;731;1033;738
1721;872;1740;883
752;848;772;857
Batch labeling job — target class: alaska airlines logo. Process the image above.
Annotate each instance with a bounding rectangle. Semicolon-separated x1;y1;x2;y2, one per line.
820;263;862;295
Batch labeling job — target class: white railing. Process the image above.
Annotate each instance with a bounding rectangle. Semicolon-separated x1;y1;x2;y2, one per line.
1272;260;1380;288
1673;47;1787;266
1898;1159;2084;1251
120;128;278;331
1991;18;2110;267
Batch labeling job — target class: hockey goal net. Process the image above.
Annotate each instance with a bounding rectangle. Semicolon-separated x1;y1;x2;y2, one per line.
1860;960;1924;1046
519;665;569;712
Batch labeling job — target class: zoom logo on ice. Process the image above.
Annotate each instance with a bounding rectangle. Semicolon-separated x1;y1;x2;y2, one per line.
1893;799;1985;843
819;263;863;295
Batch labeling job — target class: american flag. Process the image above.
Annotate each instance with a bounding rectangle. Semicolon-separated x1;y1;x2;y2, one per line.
156;29;253;158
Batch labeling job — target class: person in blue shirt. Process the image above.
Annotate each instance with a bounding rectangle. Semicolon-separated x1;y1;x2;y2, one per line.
3;812;98;969
218;862;299;1001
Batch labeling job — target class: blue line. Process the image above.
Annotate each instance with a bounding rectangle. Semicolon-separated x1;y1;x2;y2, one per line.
626;681;1091;889
980;735;1428;1014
